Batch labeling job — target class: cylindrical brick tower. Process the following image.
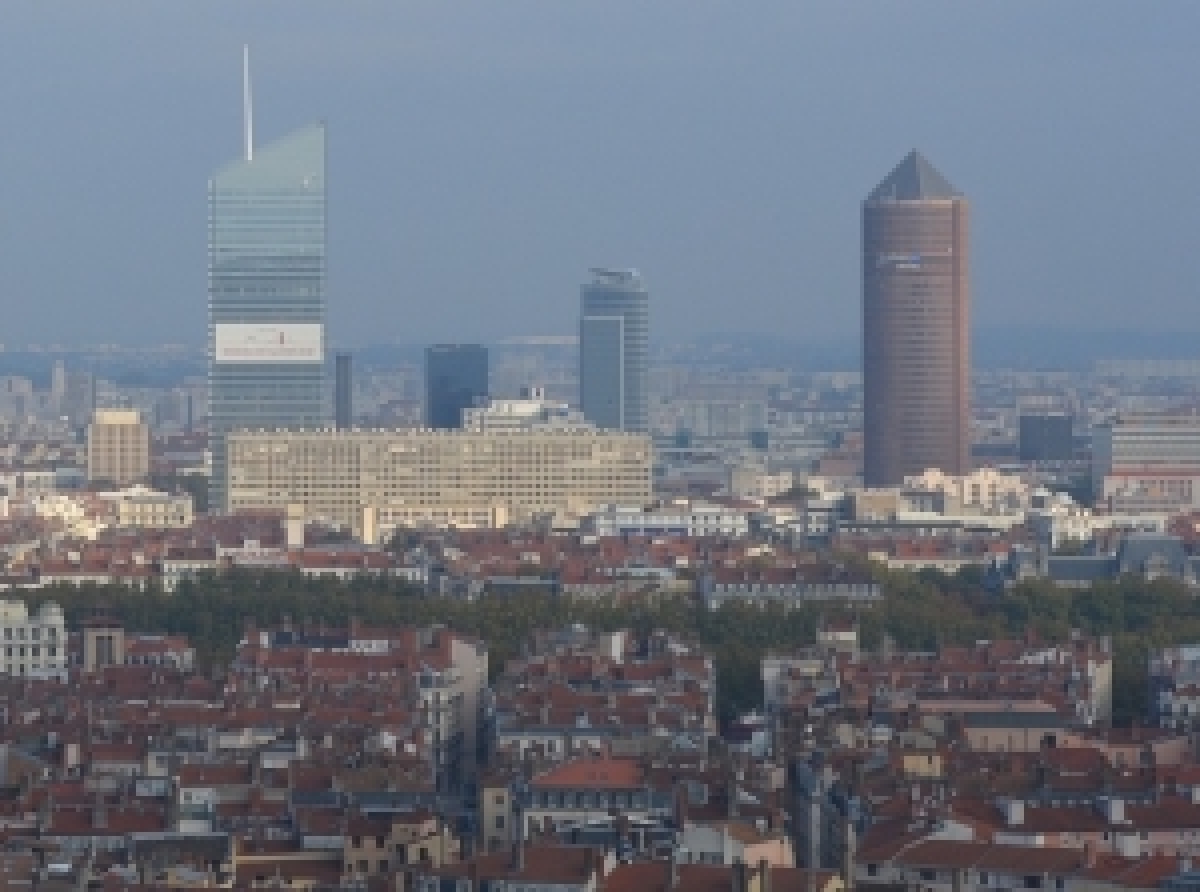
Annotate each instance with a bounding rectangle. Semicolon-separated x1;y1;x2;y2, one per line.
863;150;969;486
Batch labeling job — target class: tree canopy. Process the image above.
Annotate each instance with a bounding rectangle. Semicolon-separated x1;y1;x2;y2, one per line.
26;564;1200;726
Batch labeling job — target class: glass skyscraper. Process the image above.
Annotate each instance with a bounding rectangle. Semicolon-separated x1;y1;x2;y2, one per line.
208;123;327;512
579;268;649;434
425;344;489;429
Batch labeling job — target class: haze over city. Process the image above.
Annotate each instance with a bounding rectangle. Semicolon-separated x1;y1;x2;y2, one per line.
7;7;1200;890
2;1;1198;347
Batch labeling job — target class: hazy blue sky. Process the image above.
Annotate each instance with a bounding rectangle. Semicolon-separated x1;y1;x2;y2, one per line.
1;2;1197;347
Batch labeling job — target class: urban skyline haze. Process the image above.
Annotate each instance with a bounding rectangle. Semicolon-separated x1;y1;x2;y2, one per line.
1;2;1197;346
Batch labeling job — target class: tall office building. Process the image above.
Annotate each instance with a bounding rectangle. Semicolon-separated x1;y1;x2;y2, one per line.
425;345;488;429
862;150;969;486
579;268;649;434
208;54;326;511
50;360;67;412
334;352;353;430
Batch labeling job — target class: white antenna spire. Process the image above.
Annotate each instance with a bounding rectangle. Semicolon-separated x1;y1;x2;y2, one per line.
243;44;254;162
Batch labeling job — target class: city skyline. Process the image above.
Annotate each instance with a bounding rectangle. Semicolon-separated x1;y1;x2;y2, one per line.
0;3;1196;346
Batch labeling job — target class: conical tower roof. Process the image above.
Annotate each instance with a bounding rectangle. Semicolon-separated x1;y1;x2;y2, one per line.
867;150;960;201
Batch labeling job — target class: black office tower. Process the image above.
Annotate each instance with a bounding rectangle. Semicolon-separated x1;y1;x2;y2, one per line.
425;344;488;429
334;352;353;430
1019;413;1074;462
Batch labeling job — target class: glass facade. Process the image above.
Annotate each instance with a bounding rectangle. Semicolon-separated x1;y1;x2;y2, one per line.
208;123;327;511
425;344;489;429
334;352;353;430
579;269;648;434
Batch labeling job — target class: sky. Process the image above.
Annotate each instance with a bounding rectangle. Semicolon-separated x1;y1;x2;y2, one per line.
0;2;1197;348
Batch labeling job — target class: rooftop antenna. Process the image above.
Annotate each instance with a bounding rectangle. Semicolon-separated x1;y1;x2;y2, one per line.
243;44;254;162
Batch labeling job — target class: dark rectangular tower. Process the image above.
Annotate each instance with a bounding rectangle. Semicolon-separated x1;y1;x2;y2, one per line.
862;150;970;486
1019;413;1073;463
425;344;488;429
334;352;353;430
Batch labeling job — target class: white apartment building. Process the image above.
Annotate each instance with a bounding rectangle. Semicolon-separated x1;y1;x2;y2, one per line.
1093;413;1200;513
461;388;592;432
99;486;195;529
227;428;652;536
727;464;794;501
0;600;67;680
903;467;1030;514
669;399;768;439
582;501;749;538
1026;489;1166;548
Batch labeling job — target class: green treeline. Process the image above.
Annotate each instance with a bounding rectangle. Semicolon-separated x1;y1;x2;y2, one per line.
22;565;1200;726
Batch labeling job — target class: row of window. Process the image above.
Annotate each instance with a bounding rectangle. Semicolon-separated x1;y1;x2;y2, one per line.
868;866;1065;890
3;646;57;658
2;626;58;641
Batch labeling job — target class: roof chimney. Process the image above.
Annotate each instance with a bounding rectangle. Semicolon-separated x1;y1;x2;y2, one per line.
732;859;748;892
92;796;107;830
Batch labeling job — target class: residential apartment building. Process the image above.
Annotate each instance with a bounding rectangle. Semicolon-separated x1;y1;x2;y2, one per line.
226;428;652;536
903;467;1030;514
98;486;195;529
491;628;717;768
1150;644;1200;729
232;621;488;790
86;410;149;485
462;389;591;432
0;600;67;680
581;501;749;539
700;566;882;610
1093;413;1200;513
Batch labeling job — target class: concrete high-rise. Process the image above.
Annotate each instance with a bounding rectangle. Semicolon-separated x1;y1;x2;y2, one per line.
862;151;969;486
208;105;327;511
425;345;488;429
87;409;150;485
579;268;649;434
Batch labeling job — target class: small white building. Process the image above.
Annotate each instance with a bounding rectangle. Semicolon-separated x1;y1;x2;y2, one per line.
462;388;592;432
903;467;1031;514
0;600;67;680
728;465;794;501
583;501;749;539
1026;488;1166;549
99;485;194;530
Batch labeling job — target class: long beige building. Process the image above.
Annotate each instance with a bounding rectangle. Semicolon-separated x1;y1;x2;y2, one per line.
226;428;652;536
